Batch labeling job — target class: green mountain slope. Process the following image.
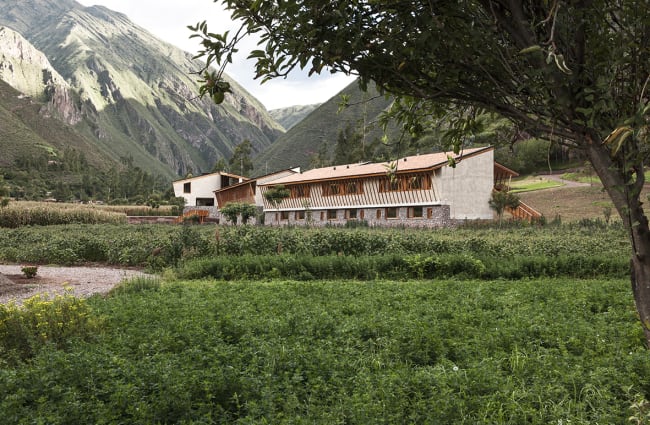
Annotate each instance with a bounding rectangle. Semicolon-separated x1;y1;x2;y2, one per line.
269;104;320;131
0;0;284;179
0;79;107;169
254;81;395;174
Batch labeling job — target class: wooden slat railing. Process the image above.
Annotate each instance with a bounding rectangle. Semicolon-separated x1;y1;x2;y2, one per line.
506;201;542;222
174;209;210;224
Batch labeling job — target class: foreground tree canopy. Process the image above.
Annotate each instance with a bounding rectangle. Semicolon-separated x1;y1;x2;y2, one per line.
193;1;650;344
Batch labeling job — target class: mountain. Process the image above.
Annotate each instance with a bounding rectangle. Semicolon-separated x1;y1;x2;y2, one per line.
269;104;320;131
253;81;396;174
0;0;284;179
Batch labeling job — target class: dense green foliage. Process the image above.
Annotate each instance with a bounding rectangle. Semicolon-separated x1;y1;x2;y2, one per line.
220;202;259;225
178;252;627;281
196;0;650;345
0;278;646;423
0;223;628;269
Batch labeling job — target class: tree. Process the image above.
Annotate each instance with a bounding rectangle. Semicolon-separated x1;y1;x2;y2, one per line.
263;185;290;224
489;191;520;223
264;185;290;210
333;125;365;165
229;140;253;177
194;2;650;345
0;174;9;208
220;202;258;225
212;157;228;173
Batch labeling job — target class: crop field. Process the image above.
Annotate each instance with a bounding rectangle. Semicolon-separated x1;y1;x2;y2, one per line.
0;222;648;423
0;277;647;423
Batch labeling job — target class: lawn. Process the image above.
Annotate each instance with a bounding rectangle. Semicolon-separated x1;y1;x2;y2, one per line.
509;176;564;193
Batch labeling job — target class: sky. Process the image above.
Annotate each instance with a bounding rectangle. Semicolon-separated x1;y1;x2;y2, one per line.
75;0;356;110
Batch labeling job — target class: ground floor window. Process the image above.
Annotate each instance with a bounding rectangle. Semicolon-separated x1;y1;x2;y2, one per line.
196;198;214;206
280;211;289;220
346;209;357;219
296;210;305;220
327;209;337;220
408;206;424;218
386;207;398;219
376;209;382;219
427;208;433;219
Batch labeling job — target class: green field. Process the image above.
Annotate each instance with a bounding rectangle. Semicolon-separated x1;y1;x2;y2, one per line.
1;223;648;423
1;277;647;424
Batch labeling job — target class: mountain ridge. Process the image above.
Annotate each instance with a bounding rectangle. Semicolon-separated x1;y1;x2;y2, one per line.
0;0;284;179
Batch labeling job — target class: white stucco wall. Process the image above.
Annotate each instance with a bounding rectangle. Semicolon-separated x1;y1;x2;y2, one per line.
437;149;494;220
172;174;223;207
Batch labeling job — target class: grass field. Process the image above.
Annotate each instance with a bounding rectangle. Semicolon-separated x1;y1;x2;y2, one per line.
509;176;564;193
0;277;647;424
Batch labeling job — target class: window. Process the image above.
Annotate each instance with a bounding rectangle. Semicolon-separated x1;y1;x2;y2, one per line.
327;210;337;220
379;178;400;192
346;209;357;219
183;182;191;193
427;208;433;219
280;211;289;220
296;210;306;220
320;211;325;221
323;180;363;196
408;176;423;190
376;210;382;219
346;182;358;194
386;207;398;219
408;206;424;218
360;210;365;220
378;173;431;192
291;185;310;198
196;198;214;207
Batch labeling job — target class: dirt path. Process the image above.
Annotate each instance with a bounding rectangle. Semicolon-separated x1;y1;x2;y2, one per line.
0;264;152;304
542;173;591;188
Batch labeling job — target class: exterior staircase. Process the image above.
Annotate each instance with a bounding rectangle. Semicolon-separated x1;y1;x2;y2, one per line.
506;200;542;222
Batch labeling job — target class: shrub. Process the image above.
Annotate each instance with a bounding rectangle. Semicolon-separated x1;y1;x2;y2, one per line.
20;266;38;279
0;294;103;363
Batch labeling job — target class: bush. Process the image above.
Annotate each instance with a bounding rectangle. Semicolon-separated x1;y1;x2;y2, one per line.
0;294;103;363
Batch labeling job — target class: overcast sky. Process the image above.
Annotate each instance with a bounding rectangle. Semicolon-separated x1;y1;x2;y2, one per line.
75;0;356;110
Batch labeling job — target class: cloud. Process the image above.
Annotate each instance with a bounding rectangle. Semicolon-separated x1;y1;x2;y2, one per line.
76;0;355;109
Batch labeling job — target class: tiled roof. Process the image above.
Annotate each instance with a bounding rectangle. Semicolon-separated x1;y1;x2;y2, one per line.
263;146;493;185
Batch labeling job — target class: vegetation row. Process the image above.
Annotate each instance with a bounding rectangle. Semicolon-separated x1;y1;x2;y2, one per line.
0;223;629;271
177;253;627;281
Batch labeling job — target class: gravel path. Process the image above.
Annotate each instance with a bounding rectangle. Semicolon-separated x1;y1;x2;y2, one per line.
0;264;152;304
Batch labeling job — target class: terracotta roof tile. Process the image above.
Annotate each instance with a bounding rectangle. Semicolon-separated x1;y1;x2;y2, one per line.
264;146;492;185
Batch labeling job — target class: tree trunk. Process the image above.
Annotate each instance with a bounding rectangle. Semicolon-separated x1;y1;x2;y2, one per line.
586;141;650;347
631;253;650;345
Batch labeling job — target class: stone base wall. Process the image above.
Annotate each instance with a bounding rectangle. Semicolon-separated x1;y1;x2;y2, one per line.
264;205;457;228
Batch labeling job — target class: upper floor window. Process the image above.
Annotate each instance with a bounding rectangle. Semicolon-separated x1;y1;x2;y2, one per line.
379;173;431;192
183;182;191;193
290;185;310;198
323;179;364;196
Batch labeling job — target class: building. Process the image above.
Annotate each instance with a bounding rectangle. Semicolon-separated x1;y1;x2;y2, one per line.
214;168;300;209
172;172;247;218
257;146;517;227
